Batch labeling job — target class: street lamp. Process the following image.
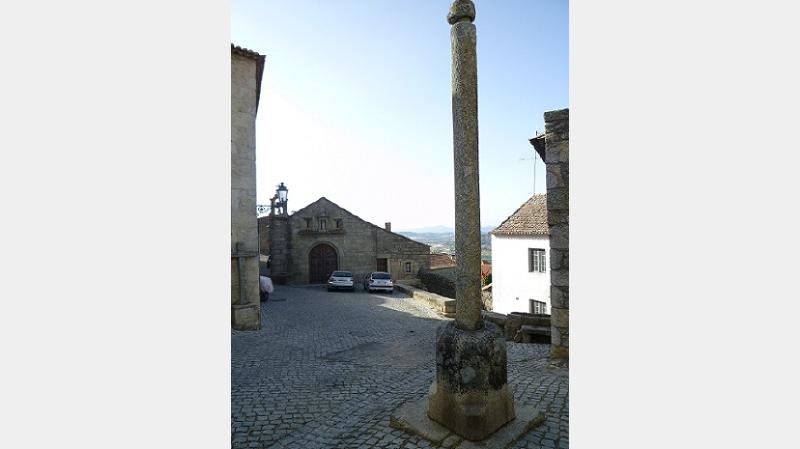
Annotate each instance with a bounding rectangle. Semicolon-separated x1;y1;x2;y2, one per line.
274;182;288;216
277;182;288;203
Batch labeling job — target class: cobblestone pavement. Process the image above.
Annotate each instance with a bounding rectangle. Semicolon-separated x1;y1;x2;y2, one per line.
232;285;568;449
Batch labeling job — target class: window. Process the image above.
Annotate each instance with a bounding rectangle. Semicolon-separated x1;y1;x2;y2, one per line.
304;218;312;229
404;262;412;273
335;219;342;229
320;219;327;231
530;299;547;314
528;248;546;272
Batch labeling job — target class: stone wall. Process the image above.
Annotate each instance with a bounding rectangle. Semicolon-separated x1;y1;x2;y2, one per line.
275;198;430;284
258;215;270;256
481;290;493;311
395;283;456;316
231;50;262;330
266;216;293;284
418;269;456;299
544;108;569;359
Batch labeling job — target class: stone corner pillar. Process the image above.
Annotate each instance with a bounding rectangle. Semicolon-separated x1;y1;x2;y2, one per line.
427;1;516;441
543;108;569;360
232;303;261;331
231;240;262;331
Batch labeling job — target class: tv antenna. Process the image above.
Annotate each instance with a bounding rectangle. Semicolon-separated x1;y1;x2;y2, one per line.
519;129;541;195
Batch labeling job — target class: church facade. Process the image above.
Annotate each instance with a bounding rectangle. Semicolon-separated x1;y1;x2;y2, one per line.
259;196;430;285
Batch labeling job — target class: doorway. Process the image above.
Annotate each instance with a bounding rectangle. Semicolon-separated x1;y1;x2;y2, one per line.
309;244;338;283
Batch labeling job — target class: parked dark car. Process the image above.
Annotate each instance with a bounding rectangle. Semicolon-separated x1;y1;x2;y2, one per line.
363;271;394;293
327;271;354;291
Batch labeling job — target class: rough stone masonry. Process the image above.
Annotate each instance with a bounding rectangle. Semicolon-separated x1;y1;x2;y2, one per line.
231;45;265;330
426;1;517;441
544;108;569;360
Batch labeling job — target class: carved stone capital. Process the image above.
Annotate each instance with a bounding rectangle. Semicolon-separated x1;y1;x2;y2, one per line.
447;0;475;25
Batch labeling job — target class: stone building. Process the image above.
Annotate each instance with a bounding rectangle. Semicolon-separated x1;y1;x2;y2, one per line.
259;195;430;285
531;108;569;360
231;44;265;330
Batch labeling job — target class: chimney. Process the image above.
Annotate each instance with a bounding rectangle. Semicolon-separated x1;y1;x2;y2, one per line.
385;222;392;232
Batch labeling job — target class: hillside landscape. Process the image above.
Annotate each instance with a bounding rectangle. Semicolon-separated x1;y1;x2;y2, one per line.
398;227;495;261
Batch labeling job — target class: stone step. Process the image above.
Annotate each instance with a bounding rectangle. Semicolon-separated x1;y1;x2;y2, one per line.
520;325;551;335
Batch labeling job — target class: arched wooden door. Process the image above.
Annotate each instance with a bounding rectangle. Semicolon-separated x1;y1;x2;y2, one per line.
309;244;338;283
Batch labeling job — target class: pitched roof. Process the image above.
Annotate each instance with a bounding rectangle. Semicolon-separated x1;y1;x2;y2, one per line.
430;253;456;269
491;194;549;236
291;197;431;250
480;260;492;277
231;44;266;113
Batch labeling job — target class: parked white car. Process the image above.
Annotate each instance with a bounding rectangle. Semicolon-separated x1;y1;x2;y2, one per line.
327;271;354;291
363;271;394;293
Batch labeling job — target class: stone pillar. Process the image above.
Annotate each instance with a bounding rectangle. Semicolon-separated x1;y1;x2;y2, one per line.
449;0;482;332
427;1;516;441
543;108;569;360
231;48;264;331
267;215;291;284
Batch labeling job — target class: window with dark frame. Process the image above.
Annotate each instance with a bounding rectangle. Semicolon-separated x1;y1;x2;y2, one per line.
304;218;312;228
404;262;412;273
335;219;342;229
529;299;547;314
528;248;546;272
320;219;327;231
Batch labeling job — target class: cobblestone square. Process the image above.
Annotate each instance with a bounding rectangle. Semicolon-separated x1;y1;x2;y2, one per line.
232;286;568;449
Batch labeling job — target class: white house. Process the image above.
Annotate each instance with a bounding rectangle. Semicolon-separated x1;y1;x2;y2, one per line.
490;194;550;315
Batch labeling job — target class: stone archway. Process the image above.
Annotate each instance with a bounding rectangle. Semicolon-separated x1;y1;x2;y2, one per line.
308;243;338;283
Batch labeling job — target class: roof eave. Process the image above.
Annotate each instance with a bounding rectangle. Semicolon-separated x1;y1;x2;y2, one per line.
530;134;546;161
492;232;549;237
231;44;266;113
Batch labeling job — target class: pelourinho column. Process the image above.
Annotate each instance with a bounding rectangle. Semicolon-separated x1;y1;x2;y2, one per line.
450;0;482;332
426;0;516;441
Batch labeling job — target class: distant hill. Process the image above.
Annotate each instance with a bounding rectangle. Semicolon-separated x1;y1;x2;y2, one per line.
397;225;497;234
398;229;494;262
397;225;453;233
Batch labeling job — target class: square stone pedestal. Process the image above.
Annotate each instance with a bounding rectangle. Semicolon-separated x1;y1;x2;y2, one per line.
427;320;517;440
390;396;545;448
232;303;260;330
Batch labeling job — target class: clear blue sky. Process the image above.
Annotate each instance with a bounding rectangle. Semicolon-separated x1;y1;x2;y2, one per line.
232;0;568;231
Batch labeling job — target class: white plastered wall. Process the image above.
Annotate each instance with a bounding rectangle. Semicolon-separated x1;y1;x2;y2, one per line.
490;234;551;315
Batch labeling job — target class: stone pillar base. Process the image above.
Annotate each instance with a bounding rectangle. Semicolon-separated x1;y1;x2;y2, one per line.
231;303;260;330
392;395;544;448
427;321;516;441
550;345;569;360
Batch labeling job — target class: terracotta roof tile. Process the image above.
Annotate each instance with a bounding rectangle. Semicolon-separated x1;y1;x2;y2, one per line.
491;194;548;236
430;253;456;269
480;260;492;277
